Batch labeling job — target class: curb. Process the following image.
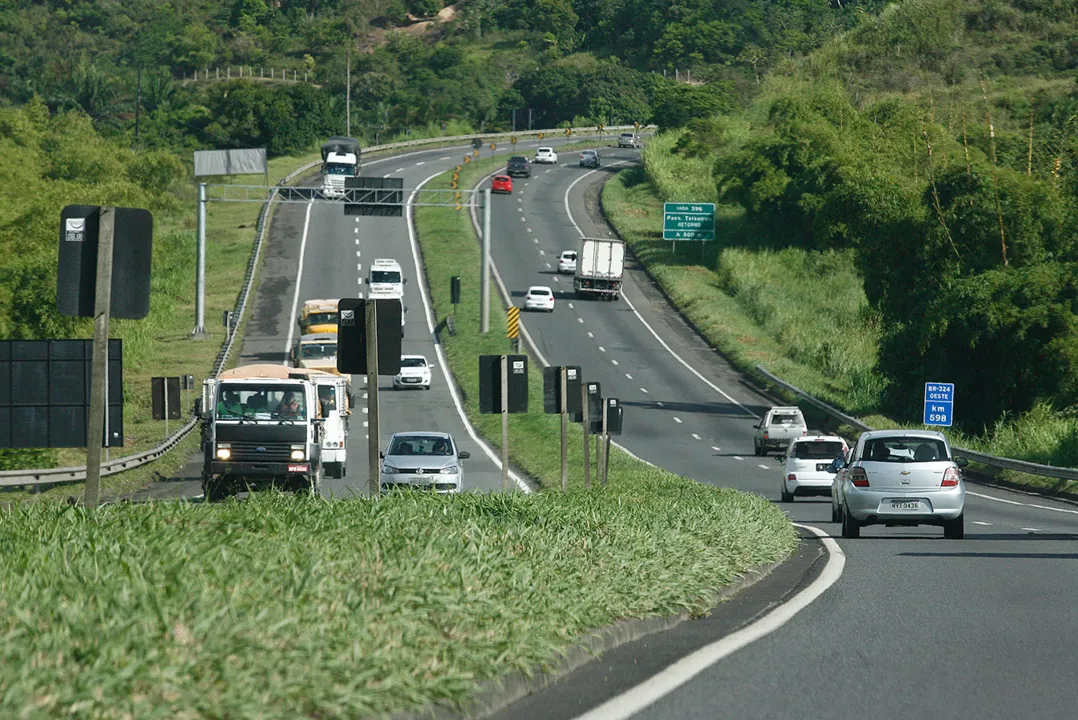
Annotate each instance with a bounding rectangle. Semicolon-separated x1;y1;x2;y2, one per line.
391;552;792;720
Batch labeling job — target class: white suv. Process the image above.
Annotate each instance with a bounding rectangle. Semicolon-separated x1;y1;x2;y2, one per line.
393;355;432;390
617;133;640;148
534;147;558;164
781;435;848;503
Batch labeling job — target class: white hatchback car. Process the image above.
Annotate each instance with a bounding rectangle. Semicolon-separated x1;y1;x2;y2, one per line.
524;286;555;312
557;250;577;274
780;435;849;503
829;429;969;539
534;147;558;164
393;355;432;390
379;431;469;494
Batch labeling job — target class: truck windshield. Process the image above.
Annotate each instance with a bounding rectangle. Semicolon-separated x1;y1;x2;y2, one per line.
300;343;337;360
326;163;354;175
216;383;308;420
304;312;336;326
370;270;401;284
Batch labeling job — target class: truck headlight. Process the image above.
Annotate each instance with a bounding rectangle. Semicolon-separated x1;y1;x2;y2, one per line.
290;446;306;461
216;445;231;460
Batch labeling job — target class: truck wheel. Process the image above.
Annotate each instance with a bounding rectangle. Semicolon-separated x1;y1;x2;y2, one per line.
203;476;229;502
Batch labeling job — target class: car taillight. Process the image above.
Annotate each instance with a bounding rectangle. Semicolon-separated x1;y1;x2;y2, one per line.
763;432;769;439
941;467;960;487
849;467;869;487
787;474;796;482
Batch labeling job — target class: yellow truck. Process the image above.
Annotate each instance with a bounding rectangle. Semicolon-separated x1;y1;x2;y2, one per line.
297;298;339;336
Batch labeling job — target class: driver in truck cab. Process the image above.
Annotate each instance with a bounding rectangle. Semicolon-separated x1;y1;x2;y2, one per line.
217;390;243;417
318;385;336;416
276;391;303;419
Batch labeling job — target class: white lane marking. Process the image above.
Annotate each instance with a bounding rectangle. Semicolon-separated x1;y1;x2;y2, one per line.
534;238;539;244
356;250;361;257
520;216;526;222
518;198;523;203
362;393;368;399
355;238;359;245
568;302;575;309
692;433;701;440
395;167;404;173
656;401;663;407
562;164;759;420
578;318;584;324
1022;527;1041;532
416;161;425;165
967;490;1078;516
357;263;362;271
711;446;721;451
673;417;683;424
362;408;368;414
546;263;552;268
528;228;534;233
539;249;546;256
611;359;619;366
734;456;744;461
382;173;392;178
598;346;606;352
571;524;844;720
588;332;594;338
407;170;531;493
640;388;649;394
363;421;368;428
438;156;450;161
973;521;992;526
518;207;523;212
758;464;769;470
282;202;314;363
625;373;632;379
354;227;359;234
553;276;560;282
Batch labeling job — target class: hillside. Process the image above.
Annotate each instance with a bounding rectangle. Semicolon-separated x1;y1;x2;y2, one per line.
606;0;1078;461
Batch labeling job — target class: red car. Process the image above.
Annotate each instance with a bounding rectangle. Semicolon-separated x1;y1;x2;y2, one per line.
491;175;513;194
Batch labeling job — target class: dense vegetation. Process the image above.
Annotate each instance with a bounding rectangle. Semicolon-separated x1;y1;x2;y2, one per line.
629;0;1078;437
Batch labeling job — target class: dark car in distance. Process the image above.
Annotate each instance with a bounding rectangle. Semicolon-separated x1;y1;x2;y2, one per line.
506;156;531;178
579;150;600;168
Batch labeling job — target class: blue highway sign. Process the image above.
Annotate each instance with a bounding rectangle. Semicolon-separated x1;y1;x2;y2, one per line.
923;382;954;427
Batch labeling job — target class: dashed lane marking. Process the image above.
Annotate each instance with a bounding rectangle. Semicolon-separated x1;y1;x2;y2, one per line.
673;417;683;424
692;433;701;440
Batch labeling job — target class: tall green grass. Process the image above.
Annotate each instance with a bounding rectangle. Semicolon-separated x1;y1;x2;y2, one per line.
0;488;797;718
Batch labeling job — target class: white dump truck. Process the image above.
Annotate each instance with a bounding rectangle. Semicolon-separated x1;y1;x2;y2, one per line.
289;367;351;479
321;136;361;198
574;237;625;300
200;364;325;500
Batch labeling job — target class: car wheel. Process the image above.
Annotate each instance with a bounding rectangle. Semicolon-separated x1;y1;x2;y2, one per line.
780;481;794;503
841;506;861;539
831;502;840;523
943;513;964;539
753;441;761;456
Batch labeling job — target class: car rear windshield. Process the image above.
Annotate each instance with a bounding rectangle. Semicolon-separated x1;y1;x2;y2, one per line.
495;175;510;181
530;288;551;295
562;252;577;259
400;357;427;368
791;441;845;460
509;157;528;163
770;413;803;425
863;438;950;463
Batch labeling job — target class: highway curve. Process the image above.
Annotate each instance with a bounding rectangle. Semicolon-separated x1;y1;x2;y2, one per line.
477;146;1078;720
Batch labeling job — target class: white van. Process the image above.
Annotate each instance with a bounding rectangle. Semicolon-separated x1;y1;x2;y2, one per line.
291;369;350;479
367;258;405;299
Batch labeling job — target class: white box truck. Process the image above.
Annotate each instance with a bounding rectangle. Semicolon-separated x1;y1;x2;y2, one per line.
321;137;361;198
574;237;625;300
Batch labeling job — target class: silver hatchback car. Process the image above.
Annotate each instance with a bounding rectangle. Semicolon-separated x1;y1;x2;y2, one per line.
829;429;968;539
379;431;470;494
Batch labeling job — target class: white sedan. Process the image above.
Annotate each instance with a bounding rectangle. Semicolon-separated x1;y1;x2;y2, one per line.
524;286;555;312
534;147;558;164
393;354;432;390
557;250;577;274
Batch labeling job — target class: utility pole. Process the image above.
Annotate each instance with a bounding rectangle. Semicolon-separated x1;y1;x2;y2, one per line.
192;183;207;337
346;45;351;137
135;66;142;141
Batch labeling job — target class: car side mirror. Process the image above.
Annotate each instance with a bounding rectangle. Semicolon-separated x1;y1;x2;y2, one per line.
403;278;408;284
379;451;384;458
458;451;470;459
955;457;969;468
404;306;409;313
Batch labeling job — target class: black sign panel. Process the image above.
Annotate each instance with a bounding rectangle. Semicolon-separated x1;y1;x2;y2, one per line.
344;176;404;217
151;376;182;420
57;205;154;319
605;397;624;435
0;340;123;448
571;381;601;425
479;354;528;414
336;298;402;375
451;276;461;305
542;365;582;414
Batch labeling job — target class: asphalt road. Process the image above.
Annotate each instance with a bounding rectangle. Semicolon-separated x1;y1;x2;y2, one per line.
478;146;1078;720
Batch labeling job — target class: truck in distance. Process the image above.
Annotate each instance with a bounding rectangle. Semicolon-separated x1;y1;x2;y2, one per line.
753;406;808;456
200;364;325;500
321;136;361;198
298;298;340;336
574;237;625;301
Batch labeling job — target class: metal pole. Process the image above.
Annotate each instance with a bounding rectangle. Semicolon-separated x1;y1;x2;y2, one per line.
135;65;141;141
529;108;533;130
560;366;568;492
84;206;115;509
164;380;169;441
500;355;509;491
104;337;110;462
193;183;207;336
513;109;517;132
595;431;603;481
601;401;610;486
346;45;351;137
582;383;591;489
480;188;492;333
366;301;381;496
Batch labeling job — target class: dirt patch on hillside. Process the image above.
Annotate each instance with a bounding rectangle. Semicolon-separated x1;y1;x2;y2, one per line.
360;3;458;53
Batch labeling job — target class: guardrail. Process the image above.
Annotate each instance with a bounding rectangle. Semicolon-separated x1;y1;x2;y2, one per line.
754;364;1078;482
2;125;646;489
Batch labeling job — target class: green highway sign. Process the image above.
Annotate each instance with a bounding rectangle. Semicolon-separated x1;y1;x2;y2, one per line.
663;202;716;241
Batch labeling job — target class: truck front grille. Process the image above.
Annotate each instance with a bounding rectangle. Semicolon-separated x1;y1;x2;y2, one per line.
227;442;294;462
